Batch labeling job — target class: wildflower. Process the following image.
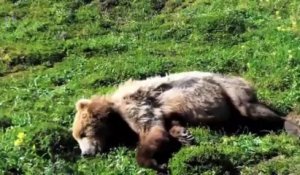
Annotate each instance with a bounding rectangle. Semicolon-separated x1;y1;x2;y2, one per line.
14;139;23;146
14;132;26;147
17;132;26;140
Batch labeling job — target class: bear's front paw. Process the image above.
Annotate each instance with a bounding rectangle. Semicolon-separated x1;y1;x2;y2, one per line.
170;125;196;146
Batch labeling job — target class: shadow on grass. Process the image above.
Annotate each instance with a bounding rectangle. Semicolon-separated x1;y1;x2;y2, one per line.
186;153;240;175
206;116;285;137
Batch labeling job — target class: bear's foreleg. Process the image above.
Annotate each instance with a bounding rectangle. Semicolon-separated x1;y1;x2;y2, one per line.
136;126;170;174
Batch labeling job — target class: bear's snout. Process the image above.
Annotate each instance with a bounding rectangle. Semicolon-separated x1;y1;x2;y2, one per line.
77;137;100;157
81;150;96;157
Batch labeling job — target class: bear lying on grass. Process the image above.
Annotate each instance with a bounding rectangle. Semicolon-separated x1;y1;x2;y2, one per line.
72;71;299;173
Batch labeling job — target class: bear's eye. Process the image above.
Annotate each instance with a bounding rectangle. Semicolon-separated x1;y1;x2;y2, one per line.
80;132;86;138
98;116;106;121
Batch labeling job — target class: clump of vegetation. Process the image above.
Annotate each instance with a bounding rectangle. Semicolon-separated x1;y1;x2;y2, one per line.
170;134;300;175
170;146;237;175
202;10;247;45
0;115;12;130
25;123;79;160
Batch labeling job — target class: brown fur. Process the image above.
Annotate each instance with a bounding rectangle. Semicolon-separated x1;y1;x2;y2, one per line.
136;124;195;173
136;126;169;172
284;113;300;137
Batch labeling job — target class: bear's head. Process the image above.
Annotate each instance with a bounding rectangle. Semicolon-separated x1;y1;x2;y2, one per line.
72;96;138;157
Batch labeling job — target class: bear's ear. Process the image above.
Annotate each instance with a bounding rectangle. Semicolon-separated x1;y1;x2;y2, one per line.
95;104;116;121
76;99;91;111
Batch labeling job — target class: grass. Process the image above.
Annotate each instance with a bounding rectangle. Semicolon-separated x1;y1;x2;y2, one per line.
0;0;300;174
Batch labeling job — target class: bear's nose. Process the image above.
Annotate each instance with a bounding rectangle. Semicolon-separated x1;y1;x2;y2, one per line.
81;152;93;157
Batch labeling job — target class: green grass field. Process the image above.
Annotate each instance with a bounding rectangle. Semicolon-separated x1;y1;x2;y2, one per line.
0;0;300;174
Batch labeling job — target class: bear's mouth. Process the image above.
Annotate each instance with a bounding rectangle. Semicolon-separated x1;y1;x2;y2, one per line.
81;145;104;157
78;137;103;157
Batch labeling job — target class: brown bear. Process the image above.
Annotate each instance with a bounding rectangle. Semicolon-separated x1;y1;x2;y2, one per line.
72;71;300;173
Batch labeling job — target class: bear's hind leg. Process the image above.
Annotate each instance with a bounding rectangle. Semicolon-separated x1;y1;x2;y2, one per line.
239;102;282;121
223;85;282;120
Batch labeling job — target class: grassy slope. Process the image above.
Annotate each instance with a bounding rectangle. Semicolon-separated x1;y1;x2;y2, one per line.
0;0;300;174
